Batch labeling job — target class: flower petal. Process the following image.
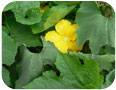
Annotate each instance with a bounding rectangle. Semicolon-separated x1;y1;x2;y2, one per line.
70;33;77;41
55;20;71;36
55;20;78;38
68;24;78;36
54;41;68;53
68;41;83;52
45;31;61;43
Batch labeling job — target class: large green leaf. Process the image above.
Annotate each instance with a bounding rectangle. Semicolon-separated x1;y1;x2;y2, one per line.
2;66;11;87
70;52;115;71
85;54;115;71
40;38;58;65
12;1;41;25
3;1;16;12
6;17;42;47
102;69;115;88
15;46;44;88
15;38;58;88
31;5;75;34
97;55;115;71
2;31;18;65
24;52;103;89
75;2;115;54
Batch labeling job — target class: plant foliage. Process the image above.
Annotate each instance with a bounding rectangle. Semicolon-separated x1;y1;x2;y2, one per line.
2;1;115;89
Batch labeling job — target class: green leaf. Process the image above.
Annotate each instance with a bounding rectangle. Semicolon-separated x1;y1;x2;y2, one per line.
97;55;115;71
3;1;16;12
104;46;115;54
15;47;44;88
6;17;42;47
15;38;58;88
2;26;9;35
102;69;115;88
56;53;103;89
24;71;65;89
70;52;115;71
8;63;19;88
24;52;103;89
75;2;115;54
40;38;58;65
54;1;81;5
31;5;75;34
2;66;11;87
12;1;41;25
86;54;115;71
2;31;18;65
69;52;89;61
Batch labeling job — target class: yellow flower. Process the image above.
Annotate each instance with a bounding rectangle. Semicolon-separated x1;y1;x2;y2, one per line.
45;19;83;53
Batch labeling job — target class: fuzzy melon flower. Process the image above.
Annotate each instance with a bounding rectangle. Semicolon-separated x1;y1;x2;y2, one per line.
45;19;83;53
